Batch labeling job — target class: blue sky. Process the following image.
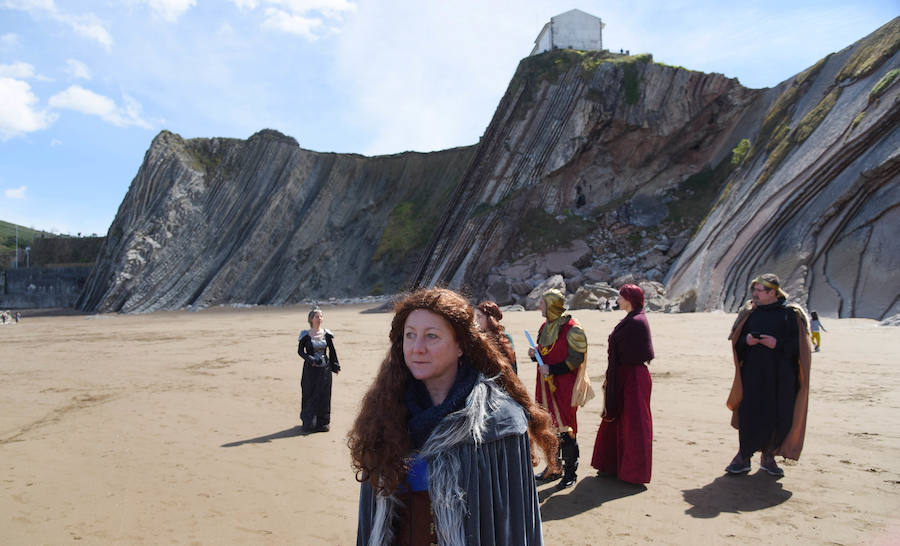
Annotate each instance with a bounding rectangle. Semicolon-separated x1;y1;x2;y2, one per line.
1;0;896;236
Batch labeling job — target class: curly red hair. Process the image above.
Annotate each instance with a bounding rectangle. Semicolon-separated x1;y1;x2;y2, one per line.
348;288;558;495
476;300;516;365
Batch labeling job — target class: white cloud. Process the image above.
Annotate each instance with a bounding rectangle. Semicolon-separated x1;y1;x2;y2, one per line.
0;77;56;140
142;0;197;22
48;85;151;128
1;33;22;50
5;185;27;199
231;0;355;38
50;138;62;146
65;58;91;79
66;13;113;50
4;0;113;50
0;61;36;79
261;8;323;38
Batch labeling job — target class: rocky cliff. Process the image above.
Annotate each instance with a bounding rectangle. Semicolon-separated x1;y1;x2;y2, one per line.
78;131;474;312
81;18;899;318
413;18;899;319
666;19;899;319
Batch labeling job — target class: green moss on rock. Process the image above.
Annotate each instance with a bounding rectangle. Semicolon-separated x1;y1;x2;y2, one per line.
869;68;900;103
516;208;595;252
836;18;900;82
372;201;434;266
756;86;842;187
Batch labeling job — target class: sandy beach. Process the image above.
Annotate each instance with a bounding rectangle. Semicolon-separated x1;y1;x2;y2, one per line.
1;304;898;544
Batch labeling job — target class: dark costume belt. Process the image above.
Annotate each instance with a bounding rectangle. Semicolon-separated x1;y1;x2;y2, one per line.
310;351;329;367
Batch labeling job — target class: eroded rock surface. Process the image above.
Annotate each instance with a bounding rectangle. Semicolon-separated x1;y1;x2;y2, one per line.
78;130;474;312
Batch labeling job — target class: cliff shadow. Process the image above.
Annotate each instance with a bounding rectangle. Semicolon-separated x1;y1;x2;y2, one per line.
682;472;793;518
538;475;647;521
220;425;310;447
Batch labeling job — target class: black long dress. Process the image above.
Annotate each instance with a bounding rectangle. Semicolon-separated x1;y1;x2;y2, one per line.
297;329;339;430
734;301;799;459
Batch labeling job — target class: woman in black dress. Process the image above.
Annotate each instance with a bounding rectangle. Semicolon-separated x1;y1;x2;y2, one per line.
298;308;340;432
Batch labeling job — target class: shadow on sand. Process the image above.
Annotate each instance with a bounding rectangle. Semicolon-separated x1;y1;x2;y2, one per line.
682;471;793;517
539;475;647;521
221;425;311;447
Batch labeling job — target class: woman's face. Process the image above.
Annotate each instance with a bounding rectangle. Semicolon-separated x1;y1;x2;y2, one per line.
617;294;632;312
474;309;488;331
539;298;547;317
403;309;462;388
309;311;323;329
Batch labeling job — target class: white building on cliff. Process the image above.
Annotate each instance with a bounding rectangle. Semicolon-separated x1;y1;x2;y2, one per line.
530;9;605;56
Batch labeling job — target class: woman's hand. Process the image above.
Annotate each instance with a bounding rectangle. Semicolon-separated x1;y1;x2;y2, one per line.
539;364;550;377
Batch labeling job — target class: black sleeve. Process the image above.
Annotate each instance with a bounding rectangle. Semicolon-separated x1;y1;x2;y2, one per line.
780;309;800;359
326;334;339;364
298;335;313;363
327;334;340;373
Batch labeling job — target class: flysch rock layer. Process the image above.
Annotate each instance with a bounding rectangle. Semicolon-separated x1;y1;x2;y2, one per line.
78;130;474;313
666;19;900;319
414;18;899;319
81;19;899;318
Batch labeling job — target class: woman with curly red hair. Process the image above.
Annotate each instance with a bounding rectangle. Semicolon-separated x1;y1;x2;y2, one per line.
475;300;518;374
349;288;557;545
591;283;655;484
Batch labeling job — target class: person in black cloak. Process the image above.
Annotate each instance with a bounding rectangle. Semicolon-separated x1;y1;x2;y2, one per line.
348;288;558;545
725;274;811;477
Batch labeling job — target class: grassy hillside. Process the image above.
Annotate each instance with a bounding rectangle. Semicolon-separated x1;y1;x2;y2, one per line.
0;220;56;254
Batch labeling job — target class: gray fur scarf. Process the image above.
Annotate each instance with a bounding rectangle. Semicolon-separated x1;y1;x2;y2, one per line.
366;374;509;546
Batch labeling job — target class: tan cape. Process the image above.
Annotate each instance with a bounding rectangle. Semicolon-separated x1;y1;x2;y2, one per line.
727;300;812;460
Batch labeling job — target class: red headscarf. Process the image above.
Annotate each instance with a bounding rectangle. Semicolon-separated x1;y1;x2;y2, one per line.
619;283;644;310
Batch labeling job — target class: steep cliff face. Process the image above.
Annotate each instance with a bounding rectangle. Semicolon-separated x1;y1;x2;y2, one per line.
78;130;474;312
82;19;898;318
412;50;761;295
666;18;900;319
413;19;899;319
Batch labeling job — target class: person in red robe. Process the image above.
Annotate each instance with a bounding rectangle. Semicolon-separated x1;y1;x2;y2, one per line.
529;289;590;489
591;283;654;484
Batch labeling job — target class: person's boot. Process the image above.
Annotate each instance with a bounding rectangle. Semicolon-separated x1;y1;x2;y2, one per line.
725;452;751;474
535;446;562;483
760;452;784;477
557;433;579;489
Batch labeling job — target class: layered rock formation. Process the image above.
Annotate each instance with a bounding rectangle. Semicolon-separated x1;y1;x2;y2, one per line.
666;19;900;319
413;18;900;319
78;131;473;312
411;49;759;302
81;18;899;318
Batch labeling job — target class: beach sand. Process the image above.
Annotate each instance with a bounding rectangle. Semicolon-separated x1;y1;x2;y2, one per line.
1;305;898;544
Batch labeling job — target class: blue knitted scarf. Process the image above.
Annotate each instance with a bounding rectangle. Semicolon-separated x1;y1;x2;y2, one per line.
405;361;479;450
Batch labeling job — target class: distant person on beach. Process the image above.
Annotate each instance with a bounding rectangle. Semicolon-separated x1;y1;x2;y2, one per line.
725;274;811;476
591;284;655;484
475;300;518;374
809;311;826;352
297;308;340;433
349;288;557;545
529;289;593;489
